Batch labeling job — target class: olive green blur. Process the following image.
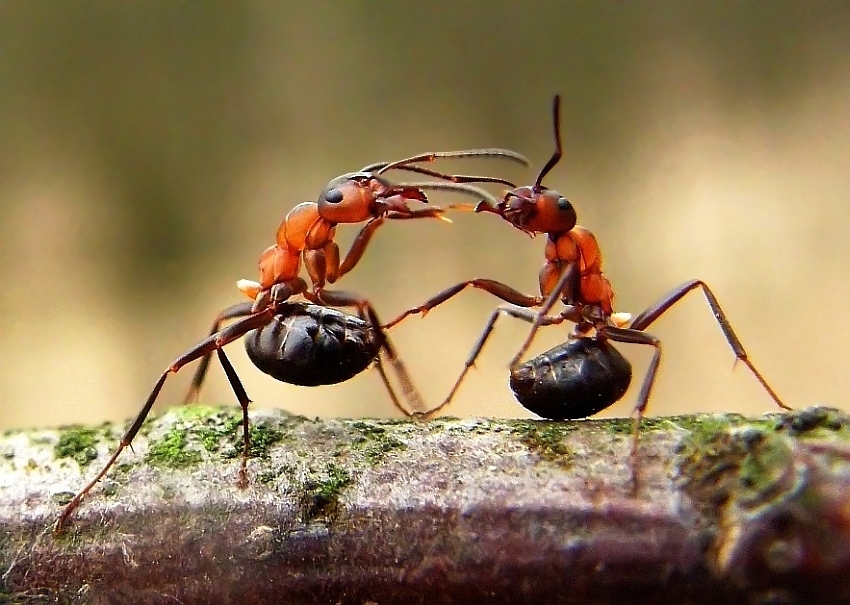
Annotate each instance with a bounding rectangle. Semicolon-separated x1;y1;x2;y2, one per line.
1;2;848;430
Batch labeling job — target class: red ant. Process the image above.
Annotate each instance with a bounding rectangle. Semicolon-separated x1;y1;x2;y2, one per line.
384;96;791;482
54;149;529;533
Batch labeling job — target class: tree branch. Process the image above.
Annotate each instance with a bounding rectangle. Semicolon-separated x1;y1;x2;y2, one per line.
1;405;849;604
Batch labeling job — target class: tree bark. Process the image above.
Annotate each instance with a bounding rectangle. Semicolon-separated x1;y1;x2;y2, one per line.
1;405;848;604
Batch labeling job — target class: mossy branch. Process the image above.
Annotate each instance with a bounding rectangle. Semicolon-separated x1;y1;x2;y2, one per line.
1;405;849;604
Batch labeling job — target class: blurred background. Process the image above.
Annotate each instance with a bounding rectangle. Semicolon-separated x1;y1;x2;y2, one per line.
1;1;848;431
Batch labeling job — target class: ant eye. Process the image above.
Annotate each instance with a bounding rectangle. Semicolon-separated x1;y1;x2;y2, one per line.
324;188;344;204
557;198;572;211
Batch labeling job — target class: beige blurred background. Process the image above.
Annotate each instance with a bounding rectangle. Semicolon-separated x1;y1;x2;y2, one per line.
1;2;848;431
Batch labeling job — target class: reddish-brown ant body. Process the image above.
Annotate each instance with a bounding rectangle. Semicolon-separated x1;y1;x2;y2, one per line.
182;149;529;402
54;149;530;533
385;96;791;474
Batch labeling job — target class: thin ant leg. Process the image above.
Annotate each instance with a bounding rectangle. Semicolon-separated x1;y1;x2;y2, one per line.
348;304;409;417
215;347;252;487
328;181;505;286
383;280;542;330
328;213;443;287
420;305;566;419
371;353;408;417
508;262;579;370
601;325;663;494
313;289;428;415
54;308;276;533
629;279;790;411
333;217;385;283
183;302;255;404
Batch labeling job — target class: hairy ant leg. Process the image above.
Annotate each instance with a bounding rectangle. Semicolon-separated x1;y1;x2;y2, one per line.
384;280;544;330
313;288;427;416
508;263;581;369
420;305;567;419
594;325;662;491
183;279;309;403
183;301;255;404
628;279;790;411
55;308;276;533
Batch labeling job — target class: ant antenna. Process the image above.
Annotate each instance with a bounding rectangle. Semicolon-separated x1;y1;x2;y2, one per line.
375;162;520;188
533;95;563;191
398;181;505;207
371;148;530;175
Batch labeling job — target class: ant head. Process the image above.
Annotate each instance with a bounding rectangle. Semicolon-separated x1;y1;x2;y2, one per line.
480;95;576;236
317;172;431;224
316;172;384;224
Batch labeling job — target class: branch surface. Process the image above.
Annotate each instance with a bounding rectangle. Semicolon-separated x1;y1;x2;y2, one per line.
1;405;849;604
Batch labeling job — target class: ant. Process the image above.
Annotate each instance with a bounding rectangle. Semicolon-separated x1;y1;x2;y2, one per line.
182;148;530;404
384;95;791;483
54;149;529;533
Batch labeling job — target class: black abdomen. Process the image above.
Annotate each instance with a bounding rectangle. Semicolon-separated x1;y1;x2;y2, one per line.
509;337;632;420
245;303;380;387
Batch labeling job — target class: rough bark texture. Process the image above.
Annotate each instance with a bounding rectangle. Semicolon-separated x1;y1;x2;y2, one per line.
1;405;849;604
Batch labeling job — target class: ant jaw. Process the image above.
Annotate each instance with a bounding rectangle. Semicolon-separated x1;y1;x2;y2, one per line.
378;189;430;215
473;200;500;214
395;186;429;204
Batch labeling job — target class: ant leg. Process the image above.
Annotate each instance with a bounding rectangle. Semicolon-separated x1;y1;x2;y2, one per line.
601;326;664;494
421;305;566;419
331;209;448;285
371;354;410;417
315;289;428;415
333;217;386;282
383;280;542;329
54;309;275;534
509;262;579;370
345;303;411;418
215;347;252;487
629;279;789;411
182;302;255;404
322;241;341;284
304;248;328;289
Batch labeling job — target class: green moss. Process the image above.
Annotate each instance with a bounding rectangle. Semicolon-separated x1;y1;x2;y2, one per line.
736;429;794;507
145;426;202;469
54;425;102;468
171;404;229;421
602;417;635;435
676;418;798;516
350;421;407;465
257;469;281;485
298;462;352;522
509;420;575;466
52;491;75;506
196;412;244;454
225;423;287;460
191;408;291;461
100;482;119;498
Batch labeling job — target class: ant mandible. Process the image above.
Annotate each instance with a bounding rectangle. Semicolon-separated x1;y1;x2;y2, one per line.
384;96;791;482
54;149;530;532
